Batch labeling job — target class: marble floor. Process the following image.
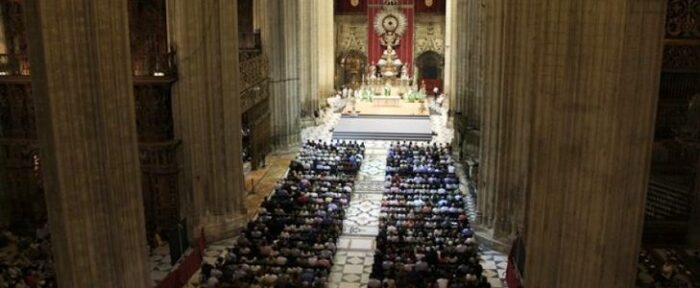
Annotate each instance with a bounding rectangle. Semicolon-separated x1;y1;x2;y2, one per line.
328;148;385;288
178;107;507;287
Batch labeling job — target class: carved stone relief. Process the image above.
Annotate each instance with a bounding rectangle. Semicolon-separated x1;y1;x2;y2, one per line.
414;15;445;59
336;15;368;55
666;0;700;38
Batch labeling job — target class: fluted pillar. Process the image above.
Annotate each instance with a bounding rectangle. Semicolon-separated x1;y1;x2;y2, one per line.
168;0;247;241
317;0;335;104
298;0;316;122
522;0;666;287
443;0;455;105
448;0;482;160
25;0;150;286
477;0;502;240
477;0;531;246
477;2;666;284
261;0;301;149
453;0;468;117
298;0;334;124
464;0;483;129
253;0;263;32
445;0;459;138
444;0;457;128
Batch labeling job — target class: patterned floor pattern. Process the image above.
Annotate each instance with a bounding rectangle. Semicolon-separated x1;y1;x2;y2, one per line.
481;249;510;288
328;148;386;288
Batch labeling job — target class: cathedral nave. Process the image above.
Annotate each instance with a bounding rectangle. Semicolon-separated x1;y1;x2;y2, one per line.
0;0;699;288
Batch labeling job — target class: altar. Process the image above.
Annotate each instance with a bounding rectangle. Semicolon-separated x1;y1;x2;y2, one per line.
373;95;401;106
333;0;433;141
341;100;428;116
335;0;431;117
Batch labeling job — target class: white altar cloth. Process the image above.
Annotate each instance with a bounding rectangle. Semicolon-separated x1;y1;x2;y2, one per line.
373;95;401;106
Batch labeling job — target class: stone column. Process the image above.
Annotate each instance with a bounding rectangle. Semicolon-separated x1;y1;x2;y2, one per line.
522;0;666;287
443;0;455;106
298;0;315;124
317;0;335;104
168;0;247;241
453;0;468;118
464;0;483;130
445;0;458;137
476;0;532;248
298;0;333;125
24;0;150;286
261;0;301;149
253;0;263;32
309;0;320;116
448;0;482;160
444;0;457;128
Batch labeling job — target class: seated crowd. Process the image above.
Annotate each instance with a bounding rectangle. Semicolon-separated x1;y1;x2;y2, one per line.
637;248;696;288
0;228;55;288
369;142;490;288
201;140;365;287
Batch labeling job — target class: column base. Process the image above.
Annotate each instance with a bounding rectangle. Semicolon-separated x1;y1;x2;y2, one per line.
191;213;248;243
451;132;463;161
474;227;511;253
462;129;481;160
273;133;301;152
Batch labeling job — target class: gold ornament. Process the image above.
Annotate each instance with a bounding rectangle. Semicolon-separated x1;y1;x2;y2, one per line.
374;8;408;47
351;0;359;7
425;0;434;7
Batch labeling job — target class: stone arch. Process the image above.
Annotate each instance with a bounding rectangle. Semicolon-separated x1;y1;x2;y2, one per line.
337;50;367;90
415;50;444;80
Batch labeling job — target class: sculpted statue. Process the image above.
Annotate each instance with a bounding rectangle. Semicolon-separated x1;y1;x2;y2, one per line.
377;45;402;78
380;31;400;48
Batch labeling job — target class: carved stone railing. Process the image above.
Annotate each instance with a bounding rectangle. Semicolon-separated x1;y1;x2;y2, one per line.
139;140;181;240
239;51;271;170
239;53;269;113
239;53;268;91
133;83;179;243
241;79;270;114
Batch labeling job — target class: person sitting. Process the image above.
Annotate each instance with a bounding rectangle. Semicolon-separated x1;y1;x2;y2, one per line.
373;142;490;288
197;140;365;287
